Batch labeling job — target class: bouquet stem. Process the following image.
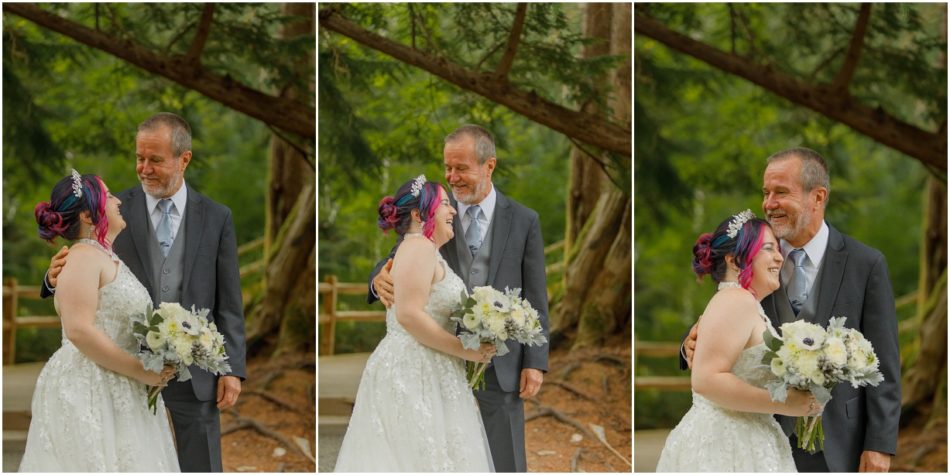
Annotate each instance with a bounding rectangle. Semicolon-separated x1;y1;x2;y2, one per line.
146;385;163;415
796;415;824;454
467;362;490;390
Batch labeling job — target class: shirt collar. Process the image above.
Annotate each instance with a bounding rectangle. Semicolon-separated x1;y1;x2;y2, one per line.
456;184;496;222
781;220;829;268
145;181;188;215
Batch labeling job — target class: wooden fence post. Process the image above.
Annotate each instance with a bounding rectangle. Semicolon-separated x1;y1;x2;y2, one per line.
323;275;338;356
3;278;18;365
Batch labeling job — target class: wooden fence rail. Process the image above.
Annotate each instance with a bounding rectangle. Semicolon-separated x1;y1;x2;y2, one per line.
2;278;58;365
318;275;386;356
634;340;690;391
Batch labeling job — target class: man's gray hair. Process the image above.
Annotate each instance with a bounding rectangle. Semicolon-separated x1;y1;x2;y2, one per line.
767;147;830;194
444;124;496;164
137;112;192;157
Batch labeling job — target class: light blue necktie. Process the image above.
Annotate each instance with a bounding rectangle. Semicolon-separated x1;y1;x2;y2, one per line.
156;199;174;257
464;205;483;257
787;248;808;315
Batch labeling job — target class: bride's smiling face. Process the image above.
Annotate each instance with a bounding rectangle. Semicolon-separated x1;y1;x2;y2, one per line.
431;187;457;246
749;226;783;298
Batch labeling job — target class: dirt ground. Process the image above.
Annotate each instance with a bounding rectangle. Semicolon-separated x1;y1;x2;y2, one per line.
892;411;947;472
221;353;316;472
525;340;632;472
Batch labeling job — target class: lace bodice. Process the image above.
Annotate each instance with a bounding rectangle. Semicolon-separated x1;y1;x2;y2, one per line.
61;241;152;353
385;254;467;338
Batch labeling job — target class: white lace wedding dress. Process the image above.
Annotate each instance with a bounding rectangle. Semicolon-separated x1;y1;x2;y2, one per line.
334;254;494;472
656;284;796;472
19;242;180;472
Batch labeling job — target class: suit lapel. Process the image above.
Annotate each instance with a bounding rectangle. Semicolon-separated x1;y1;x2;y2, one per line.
181;186;205;299
126;188;157;291
486;191;512;285
814;225;847;328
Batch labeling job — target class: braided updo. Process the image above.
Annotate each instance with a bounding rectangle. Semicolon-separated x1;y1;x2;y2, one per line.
692;212;772;293
35;172;111;249
377;176;443;240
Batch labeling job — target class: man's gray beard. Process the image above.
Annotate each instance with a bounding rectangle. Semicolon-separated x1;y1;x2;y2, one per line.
451;180;488;206
141;175;184;200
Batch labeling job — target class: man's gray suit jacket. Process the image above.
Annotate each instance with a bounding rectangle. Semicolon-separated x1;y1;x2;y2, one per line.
115;185;247;399
760;224;901;472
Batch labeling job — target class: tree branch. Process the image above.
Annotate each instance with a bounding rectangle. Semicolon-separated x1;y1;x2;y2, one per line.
185;3;215;64
634;12;945;172
494;3;527;79
832;3;871;91
5;3;314;139
320;7;630;156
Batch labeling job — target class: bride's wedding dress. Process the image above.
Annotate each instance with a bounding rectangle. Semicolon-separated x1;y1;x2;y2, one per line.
19;242;179;472
334;255;494;472
656;287;796;472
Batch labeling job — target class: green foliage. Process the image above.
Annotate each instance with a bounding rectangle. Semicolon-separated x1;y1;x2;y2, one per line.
3;3;310;362
319;4;599;351
634;3;940;428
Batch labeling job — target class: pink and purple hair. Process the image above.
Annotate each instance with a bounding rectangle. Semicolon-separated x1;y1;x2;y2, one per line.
34;173;112;249
692;214;772;295
377;178;444;240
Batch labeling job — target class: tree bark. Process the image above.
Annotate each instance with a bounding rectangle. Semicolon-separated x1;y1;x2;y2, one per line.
901;176;948;417
319;7;631;156
5;3;315;138
634;11;946;171
553;4;632;351
250;3;316;356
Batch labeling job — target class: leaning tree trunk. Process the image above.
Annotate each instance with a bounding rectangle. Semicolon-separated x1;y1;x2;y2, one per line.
901;175;948;426
245;3;316;356
550;3;631;350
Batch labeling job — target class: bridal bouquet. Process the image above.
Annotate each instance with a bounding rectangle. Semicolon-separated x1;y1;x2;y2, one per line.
761;317;884;453
130;302;232;413
450;286;547;390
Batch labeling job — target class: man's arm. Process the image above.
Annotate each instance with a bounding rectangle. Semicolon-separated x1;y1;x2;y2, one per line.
40;246;70;299
860;254;901;457
367;241;399;305
520;214;549;373
215;211;247;381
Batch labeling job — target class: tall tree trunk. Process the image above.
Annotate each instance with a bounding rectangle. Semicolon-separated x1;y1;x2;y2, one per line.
901;176;948;422
551;3;632;351
246;3;316;356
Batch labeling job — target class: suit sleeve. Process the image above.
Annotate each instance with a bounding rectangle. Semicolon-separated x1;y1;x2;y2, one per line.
678;327;691;371
215;210;247;380
860;254;901;455
521;213;549;372
366;242;399;305
40;272;54;299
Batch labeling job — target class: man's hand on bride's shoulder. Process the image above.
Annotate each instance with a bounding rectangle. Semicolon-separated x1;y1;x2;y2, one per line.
47;246;70;288
373;258;395;308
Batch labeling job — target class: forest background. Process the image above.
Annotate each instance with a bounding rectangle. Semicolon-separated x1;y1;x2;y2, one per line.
635;3;946;470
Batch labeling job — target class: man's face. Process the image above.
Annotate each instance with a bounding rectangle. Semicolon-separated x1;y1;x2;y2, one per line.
443;137;494;205
761;157;817;245
135;126;190;199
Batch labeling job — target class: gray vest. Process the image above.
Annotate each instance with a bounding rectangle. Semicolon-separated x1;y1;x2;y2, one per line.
457;216;495;291
148;212;186;306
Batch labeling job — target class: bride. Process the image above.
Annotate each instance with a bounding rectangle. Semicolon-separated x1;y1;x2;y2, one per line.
20;171;179;471
656;210;819;472
334;175;496;472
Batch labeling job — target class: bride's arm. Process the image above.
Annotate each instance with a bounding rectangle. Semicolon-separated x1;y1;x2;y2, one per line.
690;291;811;417
392;239;487;363
54;246;165;386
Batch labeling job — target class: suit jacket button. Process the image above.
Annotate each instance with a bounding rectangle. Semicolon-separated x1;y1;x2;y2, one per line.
162;286;169;292
163;269;170;275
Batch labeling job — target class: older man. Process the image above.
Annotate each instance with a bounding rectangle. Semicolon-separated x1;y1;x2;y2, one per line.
370;124;550;472
44;112;246;472
682;147;901;472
